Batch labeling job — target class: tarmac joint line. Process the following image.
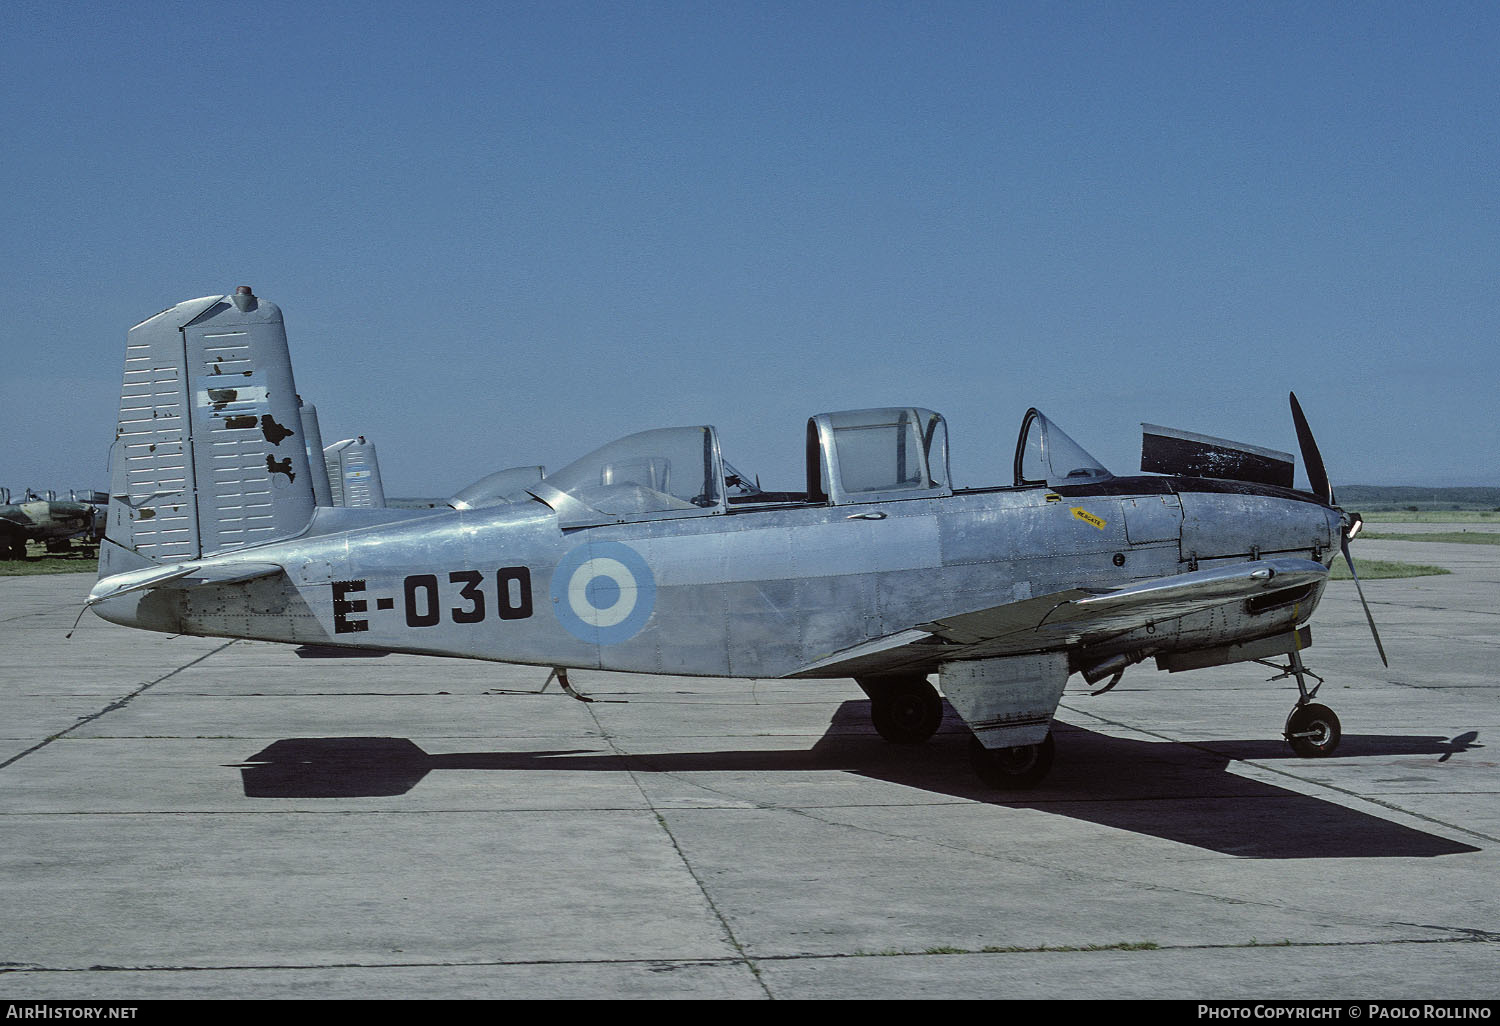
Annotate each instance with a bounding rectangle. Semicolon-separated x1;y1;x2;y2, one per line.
0;640;239;772
579;700;775;999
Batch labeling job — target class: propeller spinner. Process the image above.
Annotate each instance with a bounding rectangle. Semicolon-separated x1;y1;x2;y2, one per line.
1289;392;1388;666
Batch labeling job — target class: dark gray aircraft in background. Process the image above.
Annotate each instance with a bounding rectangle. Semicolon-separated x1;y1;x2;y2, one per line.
1;488;102;559
85;287;1386;787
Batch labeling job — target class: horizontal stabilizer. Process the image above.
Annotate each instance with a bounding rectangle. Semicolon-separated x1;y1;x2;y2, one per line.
88;560;284;607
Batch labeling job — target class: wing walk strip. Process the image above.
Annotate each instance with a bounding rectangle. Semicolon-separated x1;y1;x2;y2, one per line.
0;640;239;772
1059;704;1499;846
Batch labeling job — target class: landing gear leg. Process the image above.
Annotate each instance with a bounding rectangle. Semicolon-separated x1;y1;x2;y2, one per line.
1260;649;1342;757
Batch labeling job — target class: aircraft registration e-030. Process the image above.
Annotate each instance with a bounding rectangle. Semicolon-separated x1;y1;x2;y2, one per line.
86;287;1387;787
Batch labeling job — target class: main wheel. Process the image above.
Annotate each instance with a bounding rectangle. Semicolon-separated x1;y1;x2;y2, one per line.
863;675;943;744
969;733;1055;789
1285;703;1341;757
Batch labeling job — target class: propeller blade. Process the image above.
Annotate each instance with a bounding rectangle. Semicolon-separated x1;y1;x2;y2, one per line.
1289;392;1334;506
1341;536;1389;667
1290;393;1386;664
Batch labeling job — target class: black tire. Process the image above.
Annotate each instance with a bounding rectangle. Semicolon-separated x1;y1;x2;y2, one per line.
1285;703;1341;757
865;676;943;744
1;532;25;560
970;732;1055;789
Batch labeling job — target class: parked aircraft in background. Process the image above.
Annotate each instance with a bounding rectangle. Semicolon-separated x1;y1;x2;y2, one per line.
2;488;102;559
295;402;388;509
85;287;1386;787
323;436;386;509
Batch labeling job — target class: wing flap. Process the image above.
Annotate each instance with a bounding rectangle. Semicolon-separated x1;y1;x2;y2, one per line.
788;628;938;678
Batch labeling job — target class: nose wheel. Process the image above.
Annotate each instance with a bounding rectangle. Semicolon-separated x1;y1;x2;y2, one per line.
1285;702;1341;757
1258;648;1342;757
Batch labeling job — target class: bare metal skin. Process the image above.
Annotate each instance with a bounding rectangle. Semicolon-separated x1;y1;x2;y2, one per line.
88;289;1383;787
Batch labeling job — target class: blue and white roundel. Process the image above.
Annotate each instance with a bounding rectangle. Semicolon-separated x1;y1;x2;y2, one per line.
551;541;656;645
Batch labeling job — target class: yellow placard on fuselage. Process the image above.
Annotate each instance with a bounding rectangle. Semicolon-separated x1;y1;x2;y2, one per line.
1071;507;1107;530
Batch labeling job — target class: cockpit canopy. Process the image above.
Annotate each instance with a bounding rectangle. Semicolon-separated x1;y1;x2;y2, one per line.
1013;409;1113;488
448;466;545;510
807;407;952;505
526;408;958;526
530;426;726;528
522;405;1112;527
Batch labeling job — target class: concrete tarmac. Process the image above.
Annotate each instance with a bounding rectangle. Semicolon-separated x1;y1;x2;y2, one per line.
1;531;1496;1000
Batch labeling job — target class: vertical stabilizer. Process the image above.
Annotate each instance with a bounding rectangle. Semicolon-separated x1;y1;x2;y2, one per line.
299;401;335;506
103;288;316;574
324;437;386;508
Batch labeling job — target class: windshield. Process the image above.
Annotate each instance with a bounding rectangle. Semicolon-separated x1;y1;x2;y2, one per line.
722;460;762;498
542;426;723;517
1013;409;1113;487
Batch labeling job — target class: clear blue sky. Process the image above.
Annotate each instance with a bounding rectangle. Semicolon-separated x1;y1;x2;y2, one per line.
3;0;1496;496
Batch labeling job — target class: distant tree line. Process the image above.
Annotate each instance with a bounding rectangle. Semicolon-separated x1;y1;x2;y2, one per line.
1336;485;1500;511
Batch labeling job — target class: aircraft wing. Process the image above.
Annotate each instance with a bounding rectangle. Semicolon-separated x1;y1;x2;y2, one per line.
789;558;1328;678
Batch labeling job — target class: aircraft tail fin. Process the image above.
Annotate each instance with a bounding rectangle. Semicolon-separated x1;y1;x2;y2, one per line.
324;437;387;508
298;401;336;506
101;288;316;577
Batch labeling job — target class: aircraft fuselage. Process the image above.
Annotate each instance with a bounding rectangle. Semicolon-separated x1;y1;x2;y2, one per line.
92;475;1339;681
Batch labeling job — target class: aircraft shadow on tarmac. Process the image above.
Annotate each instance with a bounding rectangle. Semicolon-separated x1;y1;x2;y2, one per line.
234;701;1482;859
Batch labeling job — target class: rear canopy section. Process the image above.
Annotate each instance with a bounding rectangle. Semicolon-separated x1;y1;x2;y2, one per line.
806;407;952;505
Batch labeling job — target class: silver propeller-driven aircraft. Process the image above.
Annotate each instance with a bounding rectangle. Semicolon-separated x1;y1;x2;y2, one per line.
86;287;1387;787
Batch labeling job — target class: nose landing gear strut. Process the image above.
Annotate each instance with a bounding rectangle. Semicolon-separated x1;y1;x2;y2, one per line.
1257;649;1341;757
